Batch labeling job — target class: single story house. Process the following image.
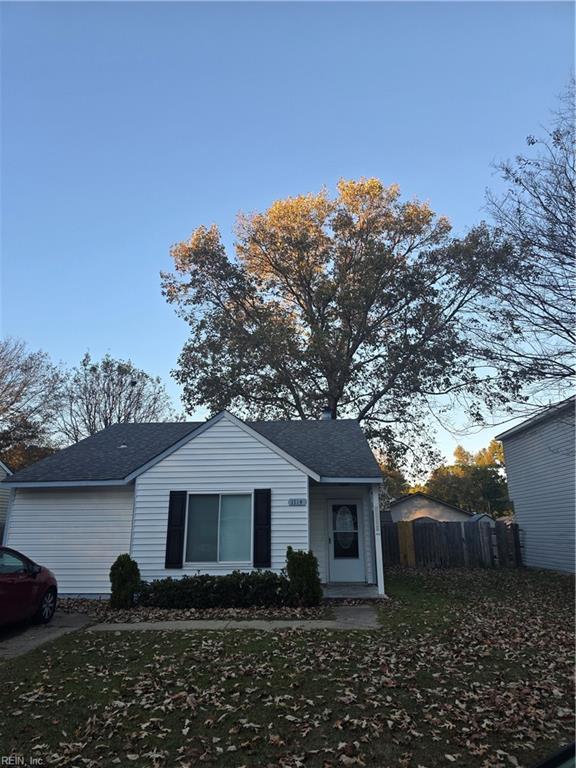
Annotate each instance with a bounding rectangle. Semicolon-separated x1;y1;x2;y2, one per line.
384;492;483;524
496;397;575;573
0;459;12;541
2;411;385;595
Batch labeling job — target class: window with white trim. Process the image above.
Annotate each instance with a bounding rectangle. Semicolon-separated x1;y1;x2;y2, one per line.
185;493;252;563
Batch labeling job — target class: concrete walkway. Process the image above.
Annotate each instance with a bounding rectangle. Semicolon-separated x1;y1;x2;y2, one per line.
0;612;91;661
333;604;380;629
88;605;380;633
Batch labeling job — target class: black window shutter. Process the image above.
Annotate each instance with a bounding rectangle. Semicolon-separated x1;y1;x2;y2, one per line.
253;488;272;569
165;491;187;569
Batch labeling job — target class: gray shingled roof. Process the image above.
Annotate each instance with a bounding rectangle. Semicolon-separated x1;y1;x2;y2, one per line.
4;416;381;485
249;420;381;479
5;422;203;484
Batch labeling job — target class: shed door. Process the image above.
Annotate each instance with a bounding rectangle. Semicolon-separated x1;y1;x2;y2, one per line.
328;502;365;582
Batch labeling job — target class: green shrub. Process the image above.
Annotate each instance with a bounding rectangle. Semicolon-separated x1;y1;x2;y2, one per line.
139;570;293;609
109;553;141;609
116;551;323;611
286;546;323;607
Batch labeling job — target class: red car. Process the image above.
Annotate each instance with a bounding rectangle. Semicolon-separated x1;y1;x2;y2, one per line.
0;546;58;626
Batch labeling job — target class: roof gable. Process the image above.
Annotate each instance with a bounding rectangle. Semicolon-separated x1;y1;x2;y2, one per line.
125;412;322;483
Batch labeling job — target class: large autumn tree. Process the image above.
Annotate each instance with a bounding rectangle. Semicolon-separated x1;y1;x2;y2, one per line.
163;179;513;468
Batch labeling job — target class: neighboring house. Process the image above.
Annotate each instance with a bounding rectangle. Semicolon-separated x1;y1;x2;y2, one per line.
2;411;385;595
467;513;496;526
0;460;13;541
496;397;575;573
384;492;475;524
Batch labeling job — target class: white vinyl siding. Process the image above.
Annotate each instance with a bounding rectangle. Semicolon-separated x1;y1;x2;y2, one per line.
502;409;575;573
4;487;134;594
0;466;11;541
309;484;374;584
131;417;309;580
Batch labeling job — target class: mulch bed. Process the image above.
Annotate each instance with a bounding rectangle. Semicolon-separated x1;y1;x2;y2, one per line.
57;597;328;623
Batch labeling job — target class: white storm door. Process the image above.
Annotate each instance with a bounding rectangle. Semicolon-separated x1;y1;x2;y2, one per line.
328;501;365;582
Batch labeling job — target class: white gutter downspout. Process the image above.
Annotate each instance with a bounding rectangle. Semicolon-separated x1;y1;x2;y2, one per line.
371;484;386;596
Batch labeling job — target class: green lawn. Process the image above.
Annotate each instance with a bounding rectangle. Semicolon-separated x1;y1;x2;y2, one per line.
0;568;573;768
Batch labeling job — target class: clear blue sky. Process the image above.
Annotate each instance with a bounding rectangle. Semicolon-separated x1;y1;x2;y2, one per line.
1;2;573;461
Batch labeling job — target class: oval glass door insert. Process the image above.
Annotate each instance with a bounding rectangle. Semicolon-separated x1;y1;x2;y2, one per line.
332;505;359;558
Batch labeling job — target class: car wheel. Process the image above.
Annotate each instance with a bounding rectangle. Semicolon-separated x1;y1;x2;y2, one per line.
34;588;57;624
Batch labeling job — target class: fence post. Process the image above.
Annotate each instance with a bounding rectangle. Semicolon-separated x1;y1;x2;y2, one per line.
495;521;514;567
491;524;500;566
511;523;523;567
460;522;468;567
398;521;416;567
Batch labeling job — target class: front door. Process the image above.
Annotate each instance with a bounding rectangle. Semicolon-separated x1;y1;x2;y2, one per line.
328;501;365;582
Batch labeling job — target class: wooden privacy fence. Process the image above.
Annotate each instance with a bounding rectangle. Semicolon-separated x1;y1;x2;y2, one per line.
381;520;523;568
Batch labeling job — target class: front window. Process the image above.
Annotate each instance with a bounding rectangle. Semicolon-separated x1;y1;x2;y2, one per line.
185;494;252;563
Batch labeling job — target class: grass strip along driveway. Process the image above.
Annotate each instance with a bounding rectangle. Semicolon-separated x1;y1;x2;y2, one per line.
0;568;573;768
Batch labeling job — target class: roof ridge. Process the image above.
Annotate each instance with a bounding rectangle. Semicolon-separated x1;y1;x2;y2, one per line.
100;421;202;427
248;418;360;424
